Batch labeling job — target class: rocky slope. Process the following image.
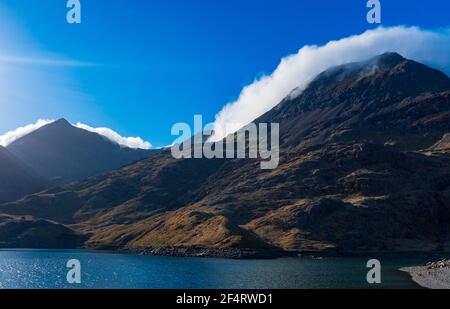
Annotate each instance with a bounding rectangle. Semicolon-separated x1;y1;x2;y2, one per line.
402;259;450;289
0;214;86;249
1;53;450;256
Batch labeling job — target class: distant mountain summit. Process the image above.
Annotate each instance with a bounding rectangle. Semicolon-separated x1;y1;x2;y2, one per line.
6;119;152;182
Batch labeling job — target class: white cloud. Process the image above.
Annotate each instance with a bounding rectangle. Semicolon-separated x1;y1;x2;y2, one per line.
75;123;152;150
0;119;54;147
0;120;152;150
210;26;450;141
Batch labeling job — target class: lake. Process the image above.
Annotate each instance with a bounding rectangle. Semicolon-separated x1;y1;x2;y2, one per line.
0;249;424;289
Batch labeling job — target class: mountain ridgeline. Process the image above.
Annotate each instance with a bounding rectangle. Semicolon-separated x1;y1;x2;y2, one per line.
1;53;450;257
0;119;152;203
6;119;152;182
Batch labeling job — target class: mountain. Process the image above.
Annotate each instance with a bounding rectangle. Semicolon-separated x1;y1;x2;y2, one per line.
260;52;450;150
6;119;152;182
2;53;450;256
0;214;86;249
0;146;46;203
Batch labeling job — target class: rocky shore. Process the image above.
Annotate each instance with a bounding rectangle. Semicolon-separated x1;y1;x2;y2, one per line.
401;259;450;289
122;246;290;259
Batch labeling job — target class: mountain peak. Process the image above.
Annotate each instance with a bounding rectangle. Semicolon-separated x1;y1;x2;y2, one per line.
304;52;409;89
52;118;72;127
369;52;406;67
37;118;74;133
6;117;151;181
261;53;450;141
301;52;448;96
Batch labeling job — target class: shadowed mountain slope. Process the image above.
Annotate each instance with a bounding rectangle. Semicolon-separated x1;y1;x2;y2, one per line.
6;119;152;182
0;146;46;203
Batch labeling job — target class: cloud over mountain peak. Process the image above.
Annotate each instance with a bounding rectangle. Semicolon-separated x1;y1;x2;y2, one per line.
75;122;152;150
210;26;450;141
0;119;53;147
0;119;152;150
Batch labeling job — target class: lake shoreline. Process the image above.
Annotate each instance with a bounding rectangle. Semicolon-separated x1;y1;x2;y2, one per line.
113;246;292;260
3;245;449;260
120;246;450;260
400;260;450;289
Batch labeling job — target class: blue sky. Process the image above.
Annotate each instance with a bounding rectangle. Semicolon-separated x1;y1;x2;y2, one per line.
0;0;449;147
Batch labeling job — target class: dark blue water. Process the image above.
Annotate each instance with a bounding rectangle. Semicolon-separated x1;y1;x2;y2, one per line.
0;250;423;289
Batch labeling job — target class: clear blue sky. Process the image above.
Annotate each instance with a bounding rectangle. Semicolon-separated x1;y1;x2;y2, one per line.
0;0;449;147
